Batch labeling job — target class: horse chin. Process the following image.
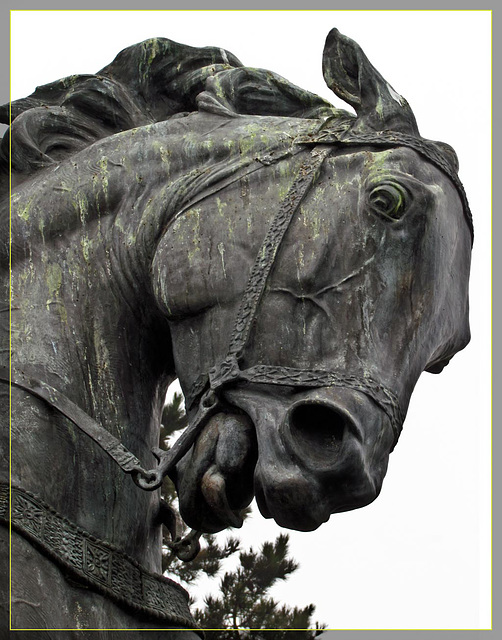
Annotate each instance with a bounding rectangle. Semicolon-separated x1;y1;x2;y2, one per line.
254;472;332;532
171;411;258;534
253;458;380;532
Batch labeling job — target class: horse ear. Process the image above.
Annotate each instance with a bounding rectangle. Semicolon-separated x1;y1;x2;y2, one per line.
322;28;419;136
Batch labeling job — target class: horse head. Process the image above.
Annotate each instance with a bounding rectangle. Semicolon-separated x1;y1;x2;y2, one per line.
151;29;472;533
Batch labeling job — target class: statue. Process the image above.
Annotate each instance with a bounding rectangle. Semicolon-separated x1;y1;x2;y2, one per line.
0;28;472;636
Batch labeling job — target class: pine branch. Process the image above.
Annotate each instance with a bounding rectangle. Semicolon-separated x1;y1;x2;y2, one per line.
161;391;188;440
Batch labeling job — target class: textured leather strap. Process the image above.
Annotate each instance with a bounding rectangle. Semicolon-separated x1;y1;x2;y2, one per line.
1;366;152;480
1;483;200;631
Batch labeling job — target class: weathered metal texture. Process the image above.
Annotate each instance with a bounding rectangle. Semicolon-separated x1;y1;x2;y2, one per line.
0;28;472;635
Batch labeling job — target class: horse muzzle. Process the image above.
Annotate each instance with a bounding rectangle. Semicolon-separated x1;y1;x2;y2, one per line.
172;385;398;533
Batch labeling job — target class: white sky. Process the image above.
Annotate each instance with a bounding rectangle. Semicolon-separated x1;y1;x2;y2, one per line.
10;9;491;631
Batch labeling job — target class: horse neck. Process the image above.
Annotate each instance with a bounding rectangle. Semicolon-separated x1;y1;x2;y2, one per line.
15;255;177;445
7;112;307;561
8;190;175;569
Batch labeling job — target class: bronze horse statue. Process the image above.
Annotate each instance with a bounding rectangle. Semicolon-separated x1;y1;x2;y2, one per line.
0;28;472;636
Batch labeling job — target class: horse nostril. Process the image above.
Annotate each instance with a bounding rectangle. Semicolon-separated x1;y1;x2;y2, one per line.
287;401;348;456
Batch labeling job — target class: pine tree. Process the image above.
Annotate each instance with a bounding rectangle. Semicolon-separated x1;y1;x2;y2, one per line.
160;392;326;638
196;534;325;639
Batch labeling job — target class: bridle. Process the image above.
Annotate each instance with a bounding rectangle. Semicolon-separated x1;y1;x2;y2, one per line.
3;126;471;534
137;143;405;491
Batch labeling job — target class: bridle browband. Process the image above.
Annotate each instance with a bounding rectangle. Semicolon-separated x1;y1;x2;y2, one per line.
296;120;474;244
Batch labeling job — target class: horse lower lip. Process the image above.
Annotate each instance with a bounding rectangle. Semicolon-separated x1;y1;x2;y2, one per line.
254;483;271;519
200;466;243;528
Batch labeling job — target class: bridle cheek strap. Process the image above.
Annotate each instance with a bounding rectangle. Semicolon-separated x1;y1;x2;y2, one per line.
136;145;337;489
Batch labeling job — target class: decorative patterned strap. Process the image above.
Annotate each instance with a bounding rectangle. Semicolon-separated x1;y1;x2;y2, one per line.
186;365;403;451
0;483;200;631
240;364;404;449
224;146;333;362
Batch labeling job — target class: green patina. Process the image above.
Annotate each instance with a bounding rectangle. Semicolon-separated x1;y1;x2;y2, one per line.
152;141;172;172
72;190;90;226
247;213;253;235
38;215;46;244
147;39;160;66
45;262;63;303
296;245;308;336
301;201;324;241
367;148;393;175
45;261;68;324
277;162;296;201
81;236;92;264
93;329;112;389
212;77;227;100
201;138;215;152
186;208;202;266
375;96;385;120
97;157;110;197
114;215;126;233
137;39;160;81
217;242;227;279
216;197;234;240
237;124;263;157
17;197;34;222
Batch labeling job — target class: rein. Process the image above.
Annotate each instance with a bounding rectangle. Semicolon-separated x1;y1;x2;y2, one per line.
1;366;152;480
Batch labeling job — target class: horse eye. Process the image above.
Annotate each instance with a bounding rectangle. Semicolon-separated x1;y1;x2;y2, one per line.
368;182;409;221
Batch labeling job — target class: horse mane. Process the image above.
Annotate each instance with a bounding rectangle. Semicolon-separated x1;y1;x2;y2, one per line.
0;37;343;180
1;33;470;240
